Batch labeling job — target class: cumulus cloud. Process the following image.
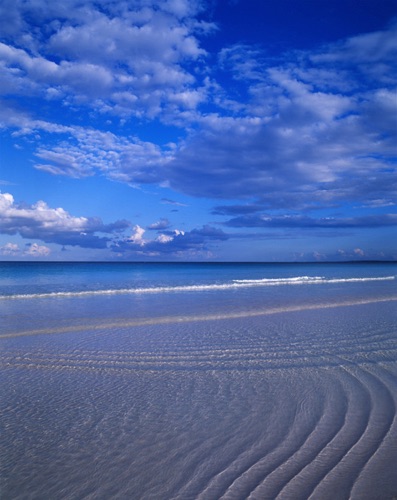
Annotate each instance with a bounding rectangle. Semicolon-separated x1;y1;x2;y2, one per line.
0;242;20;255
24;243;51;256
0;0;213;117
0;192;129;248
147;218;171;230
165;81;395;208
0;193;229;258
113;224;228;257
128;225;146;246
0;241;51;257
5;89;395;210
163;25;395;208
0;3;396;217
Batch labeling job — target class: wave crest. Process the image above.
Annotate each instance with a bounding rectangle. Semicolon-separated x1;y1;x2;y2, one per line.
0;275;394;300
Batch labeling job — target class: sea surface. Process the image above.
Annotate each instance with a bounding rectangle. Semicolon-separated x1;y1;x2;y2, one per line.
1;261;397;499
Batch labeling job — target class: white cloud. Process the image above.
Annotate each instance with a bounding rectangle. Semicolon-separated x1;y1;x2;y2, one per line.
312;23;397;64
156;233;174;243
0;192;129;248
161;0;200;19
148;218;171;230
127;224;179;246
0;193;88;231
0;0;212;117
2;116;173;181
173;229;185;236
0;241;51;257
0;103;173;182
219;44;265;82
128;225;146;246
0;192;228;258
113;225;228;258
0;5;395;214
160;23;397;207
0;242;20;255
25;243;51;256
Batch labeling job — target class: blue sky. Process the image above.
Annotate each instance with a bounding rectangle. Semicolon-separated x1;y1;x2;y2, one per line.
0;0;396;261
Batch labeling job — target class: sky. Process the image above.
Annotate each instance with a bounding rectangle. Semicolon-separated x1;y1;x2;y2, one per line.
0;0;396;262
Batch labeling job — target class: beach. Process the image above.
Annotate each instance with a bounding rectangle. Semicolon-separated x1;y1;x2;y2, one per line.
1;262;397;499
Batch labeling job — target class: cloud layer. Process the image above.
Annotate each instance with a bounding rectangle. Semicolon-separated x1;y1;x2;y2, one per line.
0;192;229;258
0;0;212;118
0;1;395;260
224;213;397;229
0;192;129;248
112;224;228;258
1;7;395;215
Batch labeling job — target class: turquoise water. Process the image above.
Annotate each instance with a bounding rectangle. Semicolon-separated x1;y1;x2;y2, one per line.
1;262;397;499
0;261;395;296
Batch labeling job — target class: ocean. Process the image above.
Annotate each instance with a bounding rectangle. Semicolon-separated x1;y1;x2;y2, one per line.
1;262;397;499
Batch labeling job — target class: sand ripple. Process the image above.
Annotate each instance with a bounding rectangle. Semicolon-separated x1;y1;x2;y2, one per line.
1;302;397;499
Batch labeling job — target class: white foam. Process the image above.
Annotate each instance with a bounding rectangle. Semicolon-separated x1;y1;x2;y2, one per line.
233;276;324;284
0;276;394;300
233;276;395;284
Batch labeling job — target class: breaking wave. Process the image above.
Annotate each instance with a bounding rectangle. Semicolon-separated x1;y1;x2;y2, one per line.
0;275;395;300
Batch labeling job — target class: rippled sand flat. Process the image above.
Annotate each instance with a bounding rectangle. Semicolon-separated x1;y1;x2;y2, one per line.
1;300;397;499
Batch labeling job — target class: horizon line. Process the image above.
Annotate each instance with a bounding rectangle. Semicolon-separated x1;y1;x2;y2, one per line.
1;260;396;265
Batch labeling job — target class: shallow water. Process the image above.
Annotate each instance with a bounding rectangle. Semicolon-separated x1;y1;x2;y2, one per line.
1;263;396;499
